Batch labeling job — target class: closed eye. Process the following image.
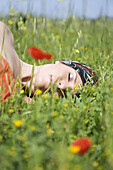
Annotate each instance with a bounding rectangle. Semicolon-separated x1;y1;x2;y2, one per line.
68;73;70;81
68;72;73;82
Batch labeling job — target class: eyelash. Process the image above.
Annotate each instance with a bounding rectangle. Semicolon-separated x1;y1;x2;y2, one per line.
68;73;71;81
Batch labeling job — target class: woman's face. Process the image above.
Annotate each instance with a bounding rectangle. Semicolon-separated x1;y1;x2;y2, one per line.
34;61;83;96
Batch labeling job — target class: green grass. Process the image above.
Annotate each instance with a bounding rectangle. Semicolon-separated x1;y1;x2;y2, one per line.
1;14;113;170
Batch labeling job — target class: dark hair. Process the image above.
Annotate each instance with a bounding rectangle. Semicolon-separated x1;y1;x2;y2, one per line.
61;60;98;86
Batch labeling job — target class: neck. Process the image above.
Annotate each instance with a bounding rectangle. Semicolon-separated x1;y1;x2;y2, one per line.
0;22;41;82
21;61;34;78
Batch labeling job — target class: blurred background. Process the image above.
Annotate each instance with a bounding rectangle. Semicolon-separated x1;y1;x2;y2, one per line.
0;0;113;19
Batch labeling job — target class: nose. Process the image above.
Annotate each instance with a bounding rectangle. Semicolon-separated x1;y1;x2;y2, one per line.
57;80;65;90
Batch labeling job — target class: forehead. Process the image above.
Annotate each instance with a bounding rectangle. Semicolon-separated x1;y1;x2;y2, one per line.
42;63;74;72
55;62;75;72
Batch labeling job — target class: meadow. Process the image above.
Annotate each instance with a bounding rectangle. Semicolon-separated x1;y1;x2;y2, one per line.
0;11;113;170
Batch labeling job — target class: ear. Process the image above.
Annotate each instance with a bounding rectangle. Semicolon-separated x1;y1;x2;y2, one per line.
55;61;61;64
22;76;31;83
21;75;35;94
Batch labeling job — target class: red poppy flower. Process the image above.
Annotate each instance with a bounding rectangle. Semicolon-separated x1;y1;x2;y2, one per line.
27;47;52;60
69;137;92;155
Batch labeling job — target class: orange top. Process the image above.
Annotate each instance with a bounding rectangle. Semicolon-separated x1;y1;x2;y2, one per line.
0;56;15;102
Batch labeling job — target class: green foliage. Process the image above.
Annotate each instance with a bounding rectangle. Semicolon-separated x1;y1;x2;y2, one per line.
0;14;113;170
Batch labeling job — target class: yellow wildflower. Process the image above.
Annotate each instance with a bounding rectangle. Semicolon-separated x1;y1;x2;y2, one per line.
70;29;75;33
59;115;64;119
84;105;88;109
74;84;78;90
8;20;13;25
92;88;95;92
75;49;79;53
69;146;81;154
10;7;15;11
40;33;44;37
20;89;24;94
18;21;24;26
110;87;113;91
46;22;51;27
111;154;113;159
18;135;27;141
30;126;35;131
73;165;81;170
43;94;49;98
10;99;13;103
53;95;58;100
9;109;14;114
31;126;36;131
77;57;81;61
68;153;74;160
13;120;22;127
80;46;84;50
0;135;3;142
28;124;36;131
97;166;103;170
85;47;87;50
58;0;62;2
22;26;27;30
55;35;60;39
70;119;74;122
34;165;43;170
92;144;97;148
93;97;96;100
16;82;19;86
10;12;14;16
63;103;68;108
91;54;93;58
11;146;16;151
46;128;54;134
36;89;42;95
103;150;110;156
7;150;17;157
46;124;50;128
51;111;58;117
22;118;25;122
92;161;99;167
23;152;30;159
92;148;96;152
71;100;74;104
73;135;77;139
40;61;44;65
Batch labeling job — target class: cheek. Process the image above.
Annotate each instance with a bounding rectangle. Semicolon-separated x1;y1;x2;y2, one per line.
36;74;50;90
74;72;83;86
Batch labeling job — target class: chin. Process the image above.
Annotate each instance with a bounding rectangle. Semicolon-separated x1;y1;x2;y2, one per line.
39;83;50;92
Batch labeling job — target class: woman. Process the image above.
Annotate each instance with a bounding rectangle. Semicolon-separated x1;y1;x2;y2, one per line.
0;22;97;102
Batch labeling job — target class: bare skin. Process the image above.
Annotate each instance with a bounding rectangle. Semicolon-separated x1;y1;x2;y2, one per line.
0;22;83;100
